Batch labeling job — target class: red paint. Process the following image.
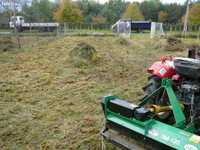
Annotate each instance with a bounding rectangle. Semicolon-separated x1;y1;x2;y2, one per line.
172;74;181;81
147;60;176;78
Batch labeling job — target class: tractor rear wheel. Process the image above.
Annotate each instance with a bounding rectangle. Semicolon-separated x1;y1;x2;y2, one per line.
143;75;162;104
143;75;172;121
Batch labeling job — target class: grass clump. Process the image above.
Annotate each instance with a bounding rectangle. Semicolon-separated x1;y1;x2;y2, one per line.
69;42;99;67
116;37;130;46
0;37;16;51
165;36;185;51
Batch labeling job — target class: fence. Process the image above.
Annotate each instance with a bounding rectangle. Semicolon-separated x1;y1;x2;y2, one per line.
1;22;200;39
163;24;200;32
163;24;200;39
56;22;111;36
0;22;112;37
0;22;113;49
60;22;110;31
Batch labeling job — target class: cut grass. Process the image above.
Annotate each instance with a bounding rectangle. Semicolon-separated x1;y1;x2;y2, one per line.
0;35;190;149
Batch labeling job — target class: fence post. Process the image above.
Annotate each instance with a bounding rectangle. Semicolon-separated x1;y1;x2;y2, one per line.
64;23;66;35
56;26;59;36
170;25;172;33
91;24;93;31
30;23;32;32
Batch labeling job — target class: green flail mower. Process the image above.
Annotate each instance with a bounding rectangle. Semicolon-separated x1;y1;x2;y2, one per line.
101;57;200;150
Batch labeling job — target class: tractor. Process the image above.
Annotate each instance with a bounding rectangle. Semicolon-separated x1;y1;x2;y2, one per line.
101;48;200;150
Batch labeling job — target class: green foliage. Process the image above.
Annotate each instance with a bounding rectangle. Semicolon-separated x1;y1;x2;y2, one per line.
0;0;191;25
101;0;127;24
53;0;83;23
123;3;144;21
22;0;56;22
189;3;200;25
0;11;10;25
163;3;184;23
140;0;161;21
77;0;103;23
140;0;184;23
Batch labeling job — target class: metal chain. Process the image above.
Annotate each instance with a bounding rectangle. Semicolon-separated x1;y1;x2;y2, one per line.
101;117;106;150
190;91;195;123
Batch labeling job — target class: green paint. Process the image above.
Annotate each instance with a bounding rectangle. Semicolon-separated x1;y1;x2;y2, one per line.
162;79;186;128
102;79;200;150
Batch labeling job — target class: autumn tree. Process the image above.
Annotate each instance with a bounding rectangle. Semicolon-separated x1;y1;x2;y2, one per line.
123;3;144;20
158;11;168;22
92;16;106;24
77;0;103;23
189;3;200;24
53;0;83;23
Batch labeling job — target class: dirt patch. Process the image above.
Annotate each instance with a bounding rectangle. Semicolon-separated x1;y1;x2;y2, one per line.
165;37;185;51
0;37;16;51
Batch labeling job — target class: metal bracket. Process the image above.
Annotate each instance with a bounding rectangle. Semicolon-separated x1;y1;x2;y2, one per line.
161;78;186;128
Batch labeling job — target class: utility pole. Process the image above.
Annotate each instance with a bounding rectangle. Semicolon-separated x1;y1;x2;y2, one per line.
9;0;21;48
9;0;12;17
182;0;190;37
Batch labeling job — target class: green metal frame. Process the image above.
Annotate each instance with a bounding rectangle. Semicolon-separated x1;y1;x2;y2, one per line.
139;78;186;128
102;78;200;150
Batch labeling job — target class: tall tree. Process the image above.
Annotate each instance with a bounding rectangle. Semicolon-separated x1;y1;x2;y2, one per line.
92;15;106;24
123;3;144;20
164;3;184;23
0;11;10;26
189;3;200;24
22;0;56;22
140;0;161;21
158;11;168;22
53;0;83;23
101;0;127;24
77;0;103;23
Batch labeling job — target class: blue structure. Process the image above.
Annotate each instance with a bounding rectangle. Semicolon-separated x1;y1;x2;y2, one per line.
112;20;152;33
131;21;151;31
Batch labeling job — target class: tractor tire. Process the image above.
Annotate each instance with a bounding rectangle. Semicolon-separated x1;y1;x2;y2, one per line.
143;75;161;100
143;75;172;121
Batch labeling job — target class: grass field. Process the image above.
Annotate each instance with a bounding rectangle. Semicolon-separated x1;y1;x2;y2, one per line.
0;35;197;149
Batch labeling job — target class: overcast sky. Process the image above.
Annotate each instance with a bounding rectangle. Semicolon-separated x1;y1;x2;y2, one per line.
92;0;185;4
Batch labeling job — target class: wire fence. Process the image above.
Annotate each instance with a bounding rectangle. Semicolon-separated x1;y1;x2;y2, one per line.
0;22;112;36
1;22;200;39
0;22;113;49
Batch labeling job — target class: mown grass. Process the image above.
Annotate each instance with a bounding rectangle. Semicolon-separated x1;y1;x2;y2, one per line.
0;35;192;150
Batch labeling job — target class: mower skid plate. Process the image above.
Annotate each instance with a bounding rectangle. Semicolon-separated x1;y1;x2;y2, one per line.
105;115;200;150
101;128;146;150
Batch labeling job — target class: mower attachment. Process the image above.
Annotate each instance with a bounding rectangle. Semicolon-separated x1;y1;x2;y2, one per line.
101;79;200;150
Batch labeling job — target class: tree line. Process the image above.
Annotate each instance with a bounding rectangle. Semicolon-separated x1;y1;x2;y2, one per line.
1;0;200;25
